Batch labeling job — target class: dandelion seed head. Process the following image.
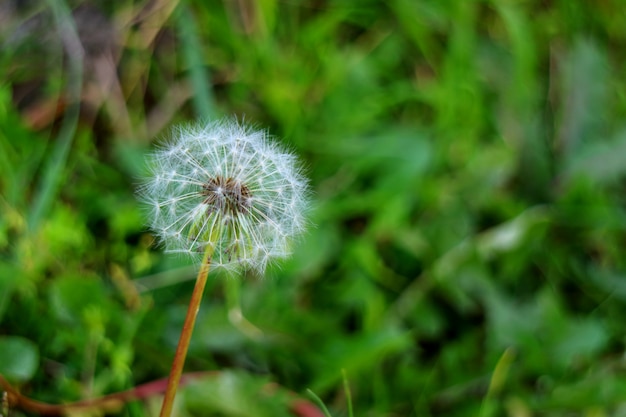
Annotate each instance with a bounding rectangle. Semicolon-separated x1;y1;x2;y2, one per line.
138;118;309;274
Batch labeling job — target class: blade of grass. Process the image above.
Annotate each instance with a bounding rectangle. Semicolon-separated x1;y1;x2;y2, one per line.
479;347;515;417
341;369;353;417
306;389;333;417
28;0;83;232
176;5;217;119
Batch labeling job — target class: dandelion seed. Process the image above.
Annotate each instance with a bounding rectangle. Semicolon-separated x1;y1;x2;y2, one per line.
138;118;309;274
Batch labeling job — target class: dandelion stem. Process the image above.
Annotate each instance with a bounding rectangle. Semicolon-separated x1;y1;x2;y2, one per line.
159;245;214;417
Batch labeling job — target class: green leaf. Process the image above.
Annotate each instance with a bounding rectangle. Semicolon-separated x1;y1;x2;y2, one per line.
0;336;39;382
184;371;292;417
557;38;609;159
312;326;411;393
563;127;626;186
49;275;108;324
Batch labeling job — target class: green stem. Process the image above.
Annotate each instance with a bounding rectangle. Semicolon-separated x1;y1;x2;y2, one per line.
159;246;214;417
225;278;263;339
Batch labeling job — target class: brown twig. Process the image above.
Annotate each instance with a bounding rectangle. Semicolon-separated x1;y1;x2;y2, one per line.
0;371;326;417
0;372;208;415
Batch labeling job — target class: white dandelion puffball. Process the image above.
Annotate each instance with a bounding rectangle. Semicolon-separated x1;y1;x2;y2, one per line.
139;119;309;274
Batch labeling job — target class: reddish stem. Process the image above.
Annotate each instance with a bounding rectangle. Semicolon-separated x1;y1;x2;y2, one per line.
1;371;326;417
0;372;208;415
159;248;213;417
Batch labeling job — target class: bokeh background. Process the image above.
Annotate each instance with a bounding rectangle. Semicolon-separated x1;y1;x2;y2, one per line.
2;1;626;416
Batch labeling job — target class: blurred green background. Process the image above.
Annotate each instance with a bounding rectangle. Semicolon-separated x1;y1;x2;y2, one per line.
2;0;626;416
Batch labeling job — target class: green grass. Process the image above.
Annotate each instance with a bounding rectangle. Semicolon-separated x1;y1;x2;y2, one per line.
2;0;626;416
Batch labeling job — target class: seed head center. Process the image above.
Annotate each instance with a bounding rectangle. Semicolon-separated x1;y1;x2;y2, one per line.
201;176;252;215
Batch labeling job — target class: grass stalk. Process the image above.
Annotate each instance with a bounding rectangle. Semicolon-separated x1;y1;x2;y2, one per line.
29;0;83;232
341;369;353;417
176;5;217;120
306;389;333;417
